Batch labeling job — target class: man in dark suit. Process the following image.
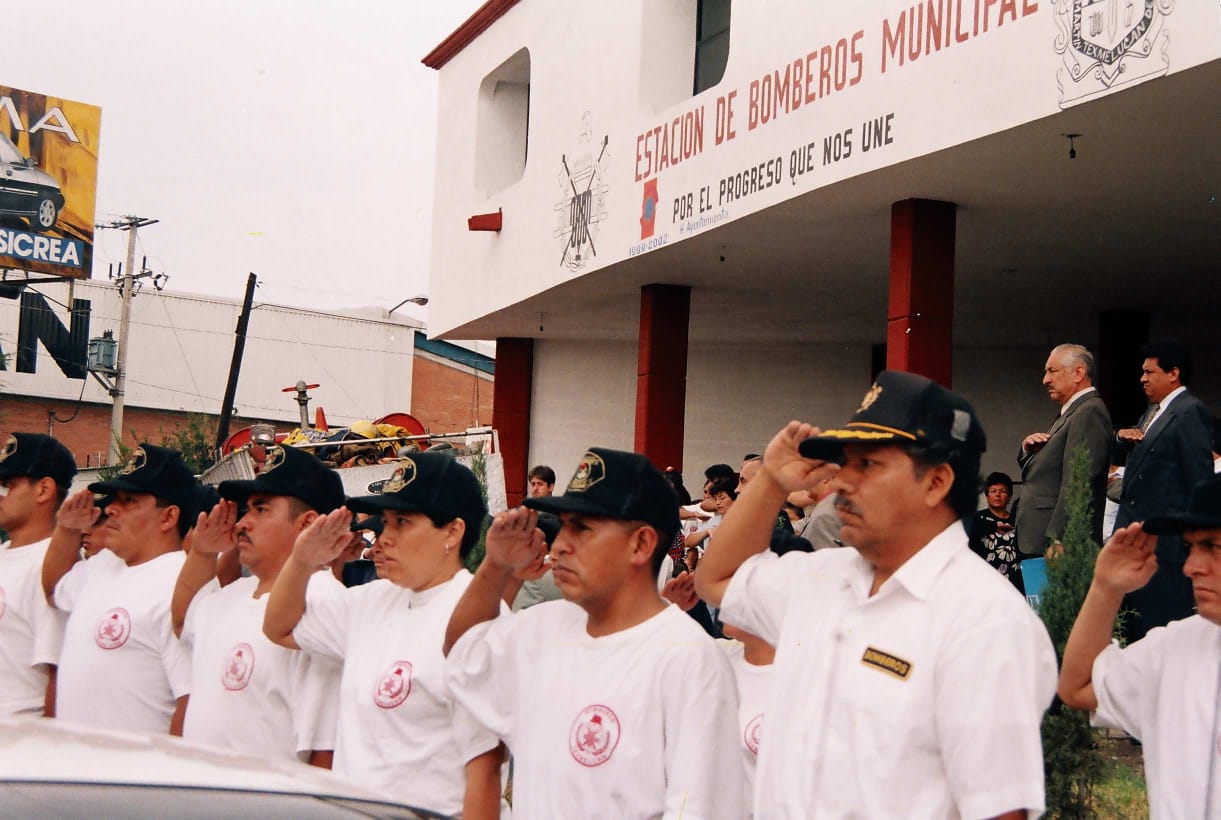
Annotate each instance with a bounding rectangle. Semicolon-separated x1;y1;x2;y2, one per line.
1017;344;1113;556
1115;339;1214;640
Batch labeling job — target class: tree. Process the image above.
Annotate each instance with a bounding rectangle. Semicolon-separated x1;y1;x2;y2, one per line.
1037;444;1106;817
96;437;135;481
463;444;491;573
96;415;218;480
158;414;218;475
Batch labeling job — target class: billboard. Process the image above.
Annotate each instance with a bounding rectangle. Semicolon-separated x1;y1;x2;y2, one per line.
0;85;101;279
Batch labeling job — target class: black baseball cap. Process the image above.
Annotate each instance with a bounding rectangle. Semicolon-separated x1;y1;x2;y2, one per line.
89;443;196;512
0;433;77;488
799;371;987;462
350;514;384;536
347;452;486;538
1144;475;1221;535
191;483;221;524
218;444;344;513
524;448;680;543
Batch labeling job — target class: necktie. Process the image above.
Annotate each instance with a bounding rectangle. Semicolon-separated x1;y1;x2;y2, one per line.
1138;403;1160;432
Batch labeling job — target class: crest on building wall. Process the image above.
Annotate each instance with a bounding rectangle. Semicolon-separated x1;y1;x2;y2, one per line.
1054;0;1176;108
554;112;610;273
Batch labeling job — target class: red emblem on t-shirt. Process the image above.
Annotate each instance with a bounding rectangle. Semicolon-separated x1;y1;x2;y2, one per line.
373;660;413;709
221;642;255;691
569;704;621;767
744;713;764;755
94;607;131;650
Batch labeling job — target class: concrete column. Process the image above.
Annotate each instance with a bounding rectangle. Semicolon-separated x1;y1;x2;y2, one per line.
887;199;956;387
634;284;691;469
492;337;534;507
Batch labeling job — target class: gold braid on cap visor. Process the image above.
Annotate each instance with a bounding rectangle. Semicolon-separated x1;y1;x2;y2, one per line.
817;423;918;441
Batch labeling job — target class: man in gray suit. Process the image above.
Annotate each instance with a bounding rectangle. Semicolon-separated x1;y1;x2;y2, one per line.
1016;344;1113;556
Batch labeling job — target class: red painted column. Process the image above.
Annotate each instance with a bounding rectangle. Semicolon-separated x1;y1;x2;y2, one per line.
492;337;533;507
887;199;957;387
634;284;690;470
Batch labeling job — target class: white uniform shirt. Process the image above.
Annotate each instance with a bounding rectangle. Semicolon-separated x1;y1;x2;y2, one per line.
54;549;190;732
720;640;771;819
0;537;66;715
181;573;342;761
446;599;744;819
1092;614;1221;819
721;522;1057;819
292;571;497;816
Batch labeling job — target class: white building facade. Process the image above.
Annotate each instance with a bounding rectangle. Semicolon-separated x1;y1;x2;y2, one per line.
425;0;1220;501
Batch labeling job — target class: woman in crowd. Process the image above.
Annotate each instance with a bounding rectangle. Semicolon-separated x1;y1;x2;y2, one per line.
263;453;507;817
685;476;738;550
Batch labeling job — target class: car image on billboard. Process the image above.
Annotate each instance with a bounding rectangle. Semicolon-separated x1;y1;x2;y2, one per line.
0;131;64;232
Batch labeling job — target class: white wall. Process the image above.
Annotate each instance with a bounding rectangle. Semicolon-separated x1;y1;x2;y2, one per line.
683;340;871;472
428;0;1221;337
0;280;415;425
528;337;638;483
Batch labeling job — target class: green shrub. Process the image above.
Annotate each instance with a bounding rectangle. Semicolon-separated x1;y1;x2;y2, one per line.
1037;444;1106;817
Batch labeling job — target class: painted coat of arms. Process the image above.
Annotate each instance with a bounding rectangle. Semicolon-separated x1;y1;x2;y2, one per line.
554;112;609;273
1055;0;1176;107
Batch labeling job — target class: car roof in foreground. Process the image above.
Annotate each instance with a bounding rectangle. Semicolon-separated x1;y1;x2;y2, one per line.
0;717;443;819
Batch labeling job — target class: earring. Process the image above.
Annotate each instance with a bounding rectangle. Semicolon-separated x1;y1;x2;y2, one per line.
444;543;452;554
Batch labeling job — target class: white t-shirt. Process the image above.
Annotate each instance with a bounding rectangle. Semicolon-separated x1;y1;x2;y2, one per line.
0;537;66;715
1092;614;1221;819
54;549;190;733
181;573;342;761
446;599;744;819
292;571;498;816
721;522;1058;819
719;640;771;819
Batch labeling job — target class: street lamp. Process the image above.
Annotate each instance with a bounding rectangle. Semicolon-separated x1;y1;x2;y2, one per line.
388;295;429;315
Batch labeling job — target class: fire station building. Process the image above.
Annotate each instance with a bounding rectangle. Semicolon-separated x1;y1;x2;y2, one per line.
424;0;1220;502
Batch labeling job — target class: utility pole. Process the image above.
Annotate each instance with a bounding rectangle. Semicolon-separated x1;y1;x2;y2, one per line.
215;272;258;454
101;216;159;464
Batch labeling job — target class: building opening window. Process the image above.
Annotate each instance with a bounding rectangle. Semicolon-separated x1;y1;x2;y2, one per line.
640;0;731;110
475;48;530;196
694;0;730;94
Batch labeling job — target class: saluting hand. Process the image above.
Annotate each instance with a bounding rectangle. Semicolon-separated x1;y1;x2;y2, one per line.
1093;523;1158;595
763;421;837;493
292;506;354;567
56;488;100;532
191;499;239;555
512;527;550;581
485;507;543;573
661;570;699;611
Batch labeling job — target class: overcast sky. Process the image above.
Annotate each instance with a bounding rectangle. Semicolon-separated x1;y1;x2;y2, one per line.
6;0;484;322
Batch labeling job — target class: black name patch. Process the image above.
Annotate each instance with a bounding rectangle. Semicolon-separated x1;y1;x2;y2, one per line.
861;646;913;680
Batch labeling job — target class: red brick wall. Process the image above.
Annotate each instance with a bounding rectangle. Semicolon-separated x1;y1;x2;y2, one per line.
0;394;290;467
410;354;494;434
